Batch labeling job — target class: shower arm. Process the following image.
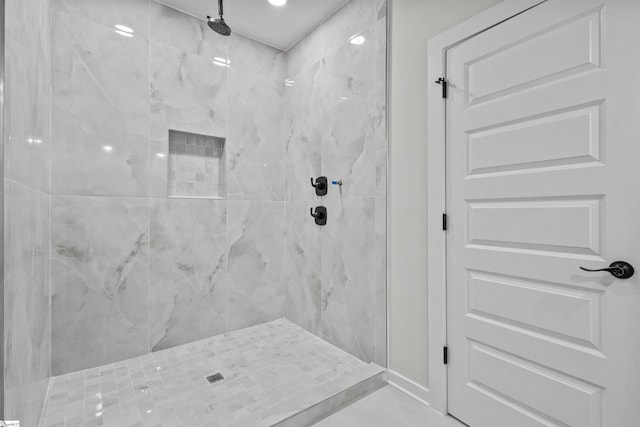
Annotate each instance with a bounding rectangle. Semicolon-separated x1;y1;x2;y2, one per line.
218;0;224;18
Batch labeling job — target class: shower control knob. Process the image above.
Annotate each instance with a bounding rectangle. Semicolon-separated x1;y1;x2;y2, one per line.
580;261;635;279
310;206;327;226
310;177;328;196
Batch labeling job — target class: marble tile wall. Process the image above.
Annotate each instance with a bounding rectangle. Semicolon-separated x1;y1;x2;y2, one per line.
4;0;53;423
283;0;388;366
149;198;227;351
226;201;285;332
51;197;150;374
49;0;387;378
50;0;286;375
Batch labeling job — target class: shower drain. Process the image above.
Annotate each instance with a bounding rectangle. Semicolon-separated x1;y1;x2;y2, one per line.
205;372;224;384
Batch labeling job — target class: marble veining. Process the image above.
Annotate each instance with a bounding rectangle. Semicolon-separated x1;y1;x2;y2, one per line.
374;196;387;366
149;41;228;138
5;4;52;193
375;15;388;199
149;0;228;59
4;0;53;424
282;0;387;365
320;198;377;362
4;182;51;426
227;68;285;201
285;30;323;80
51;0;293;377
320;30;377;199
284;61;323;202
51;0;151;39
51;197;150;375
51;9;150;197
284;201;322;335
149;40;228;198
149;198;227;351
228;34;285;80
226;201;285;331
318;0;377;58
374;5;388;367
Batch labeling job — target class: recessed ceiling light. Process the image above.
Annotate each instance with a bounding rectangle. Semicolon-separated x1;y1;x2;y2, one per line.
102;146;113;153
350;35;366;45
269;0;287;6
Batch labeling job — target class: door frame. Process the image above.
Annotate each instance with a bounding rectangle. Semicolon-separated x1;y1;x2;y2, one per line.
424;0;548;414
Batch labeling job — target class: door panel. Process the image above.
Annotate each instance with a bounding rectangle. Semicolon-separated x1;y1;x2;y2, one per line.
446;1;640;426
466;7;602;105
468;341;601;427
466;103;601;176
467;198;601;254
467;270;602;348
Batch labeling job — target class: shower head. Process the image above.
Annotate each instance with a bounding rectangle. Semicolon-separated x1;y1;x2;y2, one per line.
207;0;231;36
208;16;231;36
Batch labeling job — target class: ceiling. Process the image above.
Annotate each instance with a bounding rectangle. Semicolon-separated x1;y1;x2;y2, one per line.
156;0;351;51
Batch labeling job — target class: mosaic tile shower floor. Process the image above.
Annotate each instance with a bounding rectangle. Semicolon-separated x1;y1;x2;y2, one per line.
39;319;383;427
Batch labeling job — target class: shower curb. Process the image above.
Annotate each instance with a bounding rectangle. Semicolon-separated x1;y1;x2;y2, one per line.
269;363;387;427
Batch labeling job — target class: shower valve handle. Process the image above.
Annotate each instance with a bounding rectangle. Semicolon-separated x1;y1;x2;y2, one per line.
310;177;328;196
310;206;327;226
310;207;326;219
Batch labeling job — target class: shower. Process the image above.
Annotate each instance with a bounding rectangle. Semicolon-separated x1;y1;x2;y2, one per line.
207;0;231;36
8;0;390;423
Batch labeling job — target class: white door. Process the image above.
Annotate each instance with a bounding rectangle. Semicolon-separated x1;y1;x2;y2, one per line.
446;1;640;426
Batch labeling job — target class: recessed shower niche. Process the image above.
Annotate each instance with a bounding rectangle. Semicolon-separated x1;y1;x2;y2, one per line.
168;129;226;199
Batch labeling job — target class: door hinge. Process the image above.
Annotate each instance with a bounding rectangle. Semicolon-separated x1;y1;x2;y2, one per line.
444;346;449;365
435;77;448;99
442;213;448;231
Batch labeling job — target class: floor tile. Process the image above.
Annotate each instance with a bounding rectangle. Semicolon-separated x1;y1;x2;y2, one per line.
41;319;380;427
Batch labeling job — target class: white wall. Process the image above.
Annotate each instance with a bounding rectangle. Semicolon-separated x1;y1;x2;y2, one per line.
388;0;503;395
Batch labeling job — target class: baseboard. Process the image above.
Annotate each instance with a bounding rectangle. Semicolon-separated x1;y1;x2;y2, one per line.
387;369;432;408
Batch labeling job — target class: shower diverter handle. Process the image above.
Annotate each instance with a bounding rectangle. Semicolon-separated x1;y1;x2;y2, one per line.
310;208;325;220
310;206;327;226
310;177;328;196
